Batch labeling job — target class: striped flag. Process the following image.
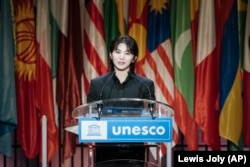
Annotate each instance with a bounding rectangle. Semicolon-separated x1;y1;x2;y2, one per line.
14;0;40;158
0;0;17;157
128;0;148;76
81;1;107;164
219;0;243;147
35;0;58;162
83;0;108;101
243;0;250;147
56;0;83;160
194;0;220;150
145;0;179;158
170;0;198;150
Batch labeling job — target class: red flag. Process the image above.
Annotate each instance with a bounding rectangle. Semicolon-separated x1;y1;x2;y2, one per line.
14;0;40;158
35;0;58;162
190;0;199;62
56;0;83;160
194;0;220;150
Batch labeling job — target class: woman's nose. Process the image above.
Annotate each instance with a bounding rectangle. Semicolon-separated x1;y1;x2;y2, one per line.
119;53;125;59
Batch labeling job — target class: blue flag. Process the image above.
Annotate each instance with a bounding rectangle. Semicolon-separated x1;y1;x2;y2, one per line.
0;0;17;157
219;0;242;146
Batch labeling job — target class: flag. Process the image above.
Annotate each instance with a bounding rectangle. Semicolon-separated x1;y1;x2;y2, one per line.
190;0;199;61
116;0;128;35
194;0;221;150
35;0;58;162
219;0;243;146
83;0;108;99
14;0;40;158
227;0;249;151
145;0;180;159
237;0;248;66
127;0;151;158
128;0;148;75
50;0;68;128
243;0;250;147
50;0;68;79
170;0;198;150
56;0;83;160
0;0;17;157
81;1;107;163
50;0;64;79
104;0;120;53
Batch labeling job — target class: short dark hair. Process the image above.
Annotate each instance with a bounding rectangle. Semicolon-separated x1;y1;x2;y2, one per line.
109;35;138;72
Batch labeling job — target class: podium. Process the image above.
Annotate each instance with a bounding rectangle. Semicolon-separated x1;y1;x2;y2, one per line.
66;98;174;167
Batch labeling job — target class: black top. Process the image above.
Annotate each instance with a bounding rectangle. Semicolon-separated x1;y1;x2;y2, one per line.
87;72;155;164
87;71;155;102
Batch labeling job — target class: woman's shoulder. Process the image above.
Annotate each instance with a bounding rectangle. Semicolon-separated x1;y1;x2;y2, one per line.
91;72;114;83
132;73;154;84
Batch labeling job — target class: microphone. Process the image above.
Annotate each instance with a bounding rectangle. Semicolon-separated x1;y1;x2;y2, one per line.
96;72;115;119
129;72;153;100
96;102;103;120
130;72;155;118
99;71;115;100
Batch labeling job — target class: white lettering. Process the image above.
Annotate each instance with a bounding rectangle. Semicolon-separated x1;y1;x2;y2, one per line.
149;126;156;135
122;126;131;135
178;155;204;162
132;126;140;135
156;126;165;135
112;125;165;136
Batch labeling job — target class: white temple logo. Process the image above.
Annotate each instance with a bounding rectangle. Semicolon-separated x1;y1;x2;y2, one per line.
87;124;101;136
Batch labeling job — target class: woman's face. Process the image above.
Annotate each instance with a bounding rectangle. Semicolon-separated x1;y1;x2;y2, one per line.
110;43;136;72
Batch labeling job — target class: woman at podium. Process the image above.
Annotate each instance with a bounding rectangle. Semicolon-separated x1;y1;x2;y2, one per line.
87;35;156;166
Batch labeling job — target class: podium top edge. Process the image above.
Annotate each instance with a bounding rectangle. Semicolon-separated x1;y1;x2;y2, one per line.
72;98;174;118
75;98;173;109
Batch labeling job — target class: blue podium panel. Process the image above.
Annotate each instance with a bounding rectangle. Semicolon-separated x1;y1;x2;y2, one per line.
78;117;172;143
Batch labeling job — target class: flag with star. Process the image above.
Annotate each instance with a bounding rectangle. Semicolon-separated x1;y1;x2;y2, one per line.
145;0;179;161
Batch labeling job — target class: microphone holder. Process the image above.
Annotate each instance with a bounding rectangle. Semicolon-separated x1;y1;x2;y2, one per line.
96;103;103;120
148;103;155;119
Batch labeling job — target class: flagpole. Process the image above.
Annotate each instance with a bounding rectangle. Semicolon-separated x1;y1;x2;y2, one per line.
42;115;47;167
166;142;172;167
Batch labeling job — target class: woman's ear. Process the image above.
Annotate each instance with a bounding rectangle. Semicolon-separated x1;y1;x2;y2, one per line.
109;53;112;59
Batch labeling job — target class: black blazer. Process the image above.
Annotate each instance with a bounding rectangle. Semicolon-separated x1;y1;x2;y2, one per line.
87;71;155;103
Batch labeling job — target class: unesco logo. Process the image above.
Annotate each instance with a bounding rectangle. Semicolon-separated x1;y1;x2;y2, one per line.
87;124;101;136
80;121;108;140
79;118;172;143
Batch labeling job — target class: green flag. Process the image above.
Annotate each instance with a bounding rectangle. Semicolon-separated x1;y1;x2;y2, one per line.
104;0;120;53
171;0;198;150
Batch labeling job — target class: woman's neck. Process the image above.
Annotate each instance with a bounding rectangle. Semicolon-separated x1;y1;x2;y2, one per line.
114;70;129;83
